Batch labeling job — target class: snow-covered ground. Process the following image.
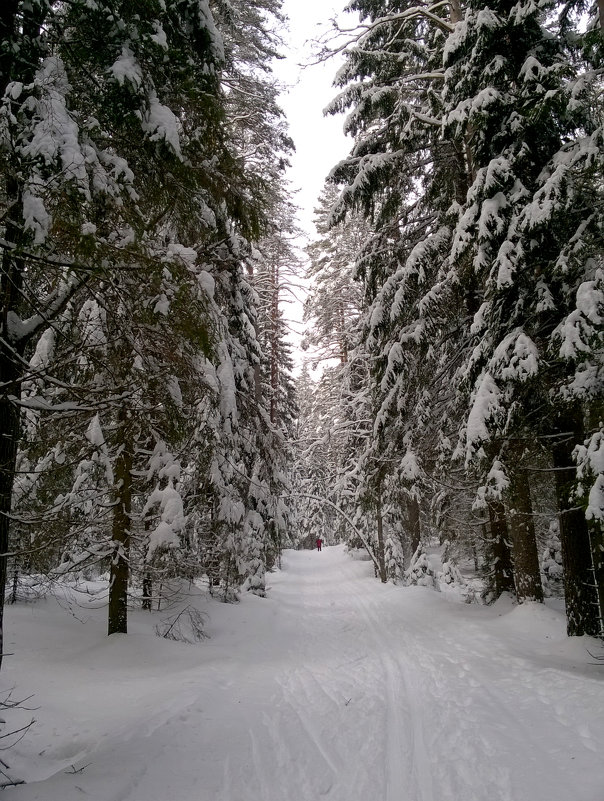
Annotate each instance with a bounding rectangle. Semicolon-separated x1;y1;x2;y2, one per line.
3;545;604;801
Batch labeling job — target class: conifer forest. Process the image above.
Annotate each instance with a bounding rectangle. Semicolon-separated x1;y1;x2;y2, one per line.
0;1;603;799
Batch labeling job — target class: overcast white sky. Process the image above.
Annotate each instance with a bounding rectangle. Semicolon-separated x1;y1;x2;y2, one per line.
276;1;351;235
274;1;353;362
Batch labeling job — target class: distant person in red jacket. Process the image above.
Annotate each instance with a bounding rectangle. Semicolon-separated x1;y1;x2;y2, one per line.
316;538;323;551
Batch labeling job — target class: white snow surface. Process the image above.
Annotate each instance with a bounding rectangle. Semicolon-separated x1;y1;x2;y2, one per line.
4;546;604;801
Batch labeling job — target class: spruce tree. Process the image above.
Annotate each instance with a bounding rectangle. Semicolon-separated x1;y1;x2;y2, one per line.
2;0;297;641
443;0;604;628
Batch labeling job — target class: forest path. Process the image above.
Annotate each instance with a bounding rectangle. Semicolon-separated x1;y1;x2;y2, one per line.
5;546;604;801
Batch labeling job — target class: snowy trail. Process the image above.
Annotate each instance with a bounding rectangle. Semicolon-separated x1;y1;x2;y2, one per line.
5;545;604;801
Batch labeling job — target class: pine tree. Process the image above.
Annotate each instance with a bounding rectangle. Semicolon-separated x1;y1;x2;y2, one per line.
304;185;366;366
2;0;298;643
442;0;604;629
296;187;375;556
323;0;603;633
323;0;464;578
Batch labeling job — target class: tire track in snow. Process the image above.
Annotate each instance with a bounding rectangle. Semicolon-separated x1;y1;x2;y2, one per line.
350;584;435;801
277;668;345;776
268;555;393;800
384;614;531;801
260;703;336;800
373;608;585;801
279;551;434;801
249;727;279;801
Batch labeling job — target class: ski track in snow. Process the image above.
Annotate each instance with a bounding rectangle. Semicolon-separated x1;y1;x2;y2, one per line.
4;545;604;801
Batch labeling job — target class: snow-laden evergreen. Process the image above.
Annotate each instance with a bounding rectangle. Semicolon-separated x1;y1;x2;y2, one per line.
302;0;604;639
1;0;297;641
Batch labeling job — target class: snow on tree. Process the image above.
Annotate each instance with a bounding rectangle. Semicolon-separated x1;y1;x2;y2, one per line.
441;0;604;631
320;0;467;584
304;185;367;366
316;0;603;637
1;0;298;645
540;520;564;598
404;545;436;588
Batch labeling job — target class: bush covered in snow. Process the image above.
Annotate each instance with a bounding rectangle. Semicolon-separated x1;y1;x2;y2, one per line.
385;536;405;583
154;605;208;644
404;547;436;588
436;561;476;604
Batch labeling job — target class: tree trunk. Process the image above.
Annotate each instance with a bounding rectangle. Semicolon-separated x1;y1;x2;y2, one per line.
0;174;27;669
339;302;348;365
0;360;21;668
551;411;603;637
141;517;152;611
449;0;463;23
0;1;49;671
108;414;133;635
269;262;280;425
590;522;604;637
506;444;543;602
488;501;515;597
9;567;18;605
375;492;387;583
141;570;152;611
404;496;421;566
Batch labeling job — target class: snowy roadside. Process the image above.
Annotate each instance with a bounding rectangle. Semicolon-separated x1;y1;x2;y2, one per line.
2;545;604;801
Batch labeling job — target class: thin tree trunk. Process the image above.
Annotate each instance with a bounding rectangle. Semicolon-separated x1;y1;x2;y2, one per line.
551;411;603;637
488;501;515;597
0;2;49;670
506;444;543;603
0;366;21;668
590;523;604;637
108;413;133;635
405;496;421;566
0;173;27;669
243;260;262;404
141;518;152;611
141;570;152;611
0;2;18;95
339;302;348;365
9;567;18;605
449;0;463;23
375;492;387;583
269;262;279;425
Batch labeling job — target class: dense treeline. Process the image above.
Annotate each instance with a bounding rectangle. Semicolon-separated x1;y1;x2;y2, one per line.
0;0;298;660
298;0;604;636
2;0;602;659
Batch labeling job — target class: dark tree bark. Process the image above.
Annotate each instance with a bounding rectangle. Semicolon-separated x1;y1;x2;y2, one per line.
506;444;543;603
551;410;603;637
0;0;27;670
141;518;152;611
0;0;51;670
488;501;515;597
0;1;19;96
590;523;604;636
268;259;281;426
108;413;133;635
0;371;21;667
0;180;27;671
338;302;348;365
141;571;153;612
375;491;387;583
404;496;421;566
